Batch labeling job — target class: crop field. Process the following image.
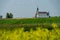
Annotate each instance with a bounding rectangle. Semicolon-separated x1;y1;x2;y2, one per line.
0;17;60;24
0;18;60;40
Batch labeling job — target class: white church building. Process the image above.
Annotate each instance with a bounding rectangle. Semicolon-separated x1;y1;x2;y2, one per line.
35;8;49;18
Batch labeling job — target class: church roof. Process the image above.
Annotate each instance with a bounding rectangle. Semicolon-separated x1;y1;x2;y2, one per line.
38;12;49;14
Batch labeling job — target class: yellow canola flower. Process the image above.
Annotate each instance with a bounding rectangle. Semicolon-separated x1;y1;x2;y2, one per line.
52;23;58;28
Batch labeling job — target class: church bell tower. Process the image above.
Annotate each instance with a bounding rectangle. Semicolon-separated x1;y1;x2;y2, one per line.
35;7;39;18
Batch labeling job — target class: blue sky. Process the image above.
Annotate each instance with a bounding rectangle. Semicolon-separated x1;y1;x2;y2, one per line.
0;0;60;18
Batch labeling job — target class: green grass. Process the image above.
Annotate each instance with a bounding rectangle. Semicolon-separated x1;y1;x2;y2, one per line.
0;17;60;24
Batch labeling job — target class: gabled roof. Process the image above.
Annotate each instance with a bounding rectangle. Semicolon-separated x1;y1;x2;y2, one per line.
38;12;48;14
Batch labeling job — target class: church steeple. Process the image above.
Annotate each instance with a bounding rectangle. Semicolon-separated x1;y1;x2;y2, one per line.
35;7;39;18
37;7;39;12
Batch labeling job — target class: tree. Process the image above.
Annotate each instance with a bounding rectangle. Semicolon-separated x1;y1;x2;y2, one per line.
0;15;2;19
6;12;13;18
6;13;10;18
10;13;13;18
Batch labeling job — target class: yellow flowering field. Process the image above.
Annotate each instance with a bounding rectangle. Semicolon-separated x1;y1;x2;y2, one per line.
0;23;60;40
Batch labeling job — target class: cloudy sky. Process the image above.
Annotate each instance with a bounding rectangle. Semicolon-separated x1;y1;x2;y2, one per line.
0;0;60;18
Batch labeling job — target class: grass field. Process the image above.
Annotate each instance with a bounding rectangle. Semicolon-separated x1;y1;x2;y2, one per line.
0;18;60;40
0;17;60;24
